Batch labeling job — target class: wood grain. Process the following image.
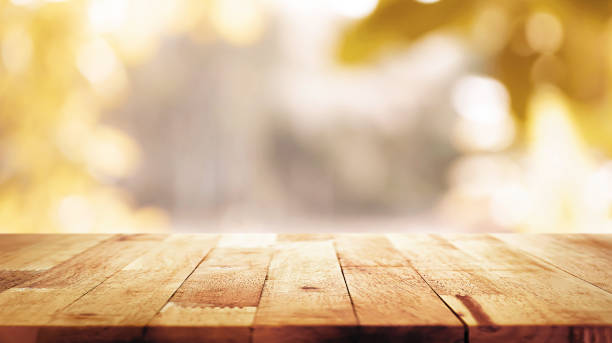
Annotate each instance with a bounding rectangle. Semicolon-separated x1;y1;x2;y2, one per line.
0;235;59;256
390;234;612;343
0;235;110;271
335;234;409;267
253;238;357;343
0;233;610;343
147;236;272;343
494;234;612;293
344;267;465;343
336;235;464;342
0;270;41;293
42;235;218;343
0;234;164;343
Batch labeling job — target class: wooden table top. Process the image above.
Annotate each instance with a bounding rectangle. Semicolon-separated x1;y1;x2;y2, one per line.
0;234;610;343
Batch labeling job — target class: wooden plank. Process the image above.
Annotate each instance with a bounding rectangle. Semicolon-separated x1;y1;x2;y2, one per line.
0;234;56;252
445;234;612;343
20;234;165;289
253;240;357;343
0;234;164;340
147;235;273;343
0;235;81;267
167;268;267;308
334;234;410;267
148;305;257;343
203;247;273;268
0;233;609;343
41;235;218;343
0;236;86;293
336;234;464;342
389;234;612;343
344;267;465;343
147;269;265;343
0;235;111;296
494;234;612;293
0;235;111;271
0;271;41;293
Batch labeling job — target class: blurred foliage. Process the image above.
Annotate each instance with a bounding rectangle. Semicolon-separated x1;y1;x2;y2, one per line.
0;0;271;232
339;0;612;154
0;0;168;232
2;0;611;233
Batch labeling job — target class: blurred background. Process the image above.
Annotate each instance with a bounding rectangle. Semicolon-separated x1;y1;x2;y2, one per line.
1;0;612;233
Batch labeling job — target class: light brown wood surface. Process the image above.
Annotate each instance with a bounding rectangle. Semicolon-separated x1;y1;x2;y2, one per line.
0;233;610;343
493;234;612;293
389;234;612;343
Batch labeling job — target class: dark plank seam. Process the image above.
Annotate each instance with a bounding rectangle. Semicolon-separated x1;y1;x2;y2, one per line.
1;234;120;295
388;235;470;343
487;234;612;296
141;235;221;340
581;235;612;251
333;239;361;328
2;234;121;299
54;234;142;312
250;244;275;343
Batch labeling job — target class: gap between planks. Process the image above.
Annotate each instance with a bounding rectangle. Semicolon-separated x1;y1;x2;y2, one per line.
334;234;465;343
1;234;610;343
249;244;274;343
0;234;480;343
333;235;469;343
395;246;471;343
492;234;612;296
388;234;612;343
151;234;467;343
0;234;121;311
142;236;221;339
55;234;143;313
333;239;361;328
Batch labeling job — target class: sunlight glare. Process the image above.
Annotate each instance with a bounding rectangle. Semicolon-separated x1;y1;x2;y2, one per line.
1;26;33;74
76;38;119;85
451;75;510;125
88;0;127;34
210;0;265;45
330;0;378;19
